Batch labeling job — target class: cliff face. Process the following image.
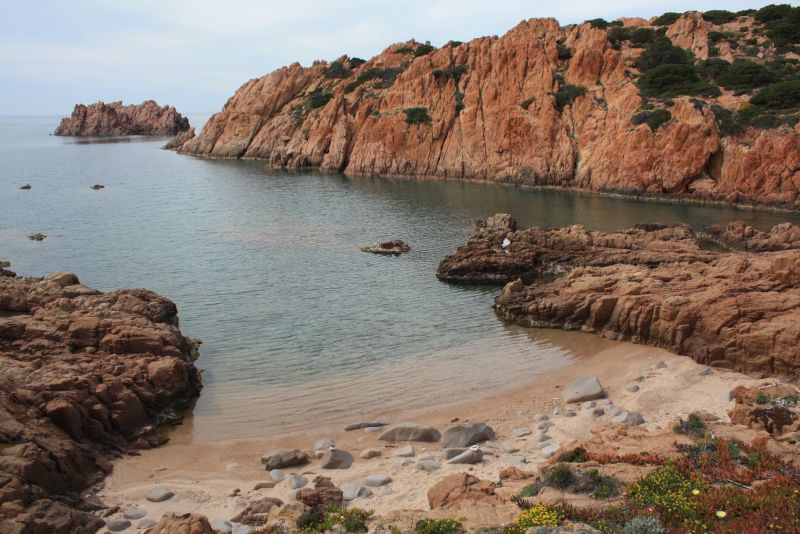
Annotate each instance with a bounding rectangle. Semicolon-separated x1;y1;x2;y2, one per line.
54;100;190;136
170;12;800;208
0;270;202;533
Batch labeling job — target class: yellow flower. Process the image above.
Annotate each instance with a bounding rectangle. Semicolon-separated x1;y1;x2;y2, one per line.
716;511;727;519
692;489;700;495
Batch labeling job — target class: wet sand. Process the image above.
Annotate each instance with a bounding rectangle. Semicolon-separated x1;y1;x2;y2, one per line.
97;338;762;529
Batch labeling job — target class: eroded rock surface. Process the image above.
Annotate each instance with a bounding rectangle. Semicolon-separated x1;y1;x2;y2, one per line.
54;100;190;136
167;14;799;209
0;269;201;533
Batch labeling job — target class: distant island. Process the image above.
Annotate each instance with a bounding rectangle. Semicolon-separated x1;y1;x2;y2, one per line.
54;100;190;136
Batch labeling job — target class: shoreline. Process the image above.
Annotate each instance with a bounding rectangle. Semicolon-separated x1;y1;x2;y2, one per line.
96;338;765;529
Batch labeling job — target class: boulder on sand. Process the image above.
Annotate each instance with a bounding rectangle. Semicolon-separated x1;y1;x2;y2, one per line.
320;449;353;469
441;422;495;447
261;448;309;470
378;422;440;442
562;375;606;403
427;473;500;509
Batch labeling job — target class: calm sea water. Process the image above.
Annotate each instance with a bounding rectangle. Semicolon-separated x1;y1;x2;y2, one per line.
2;115;799;442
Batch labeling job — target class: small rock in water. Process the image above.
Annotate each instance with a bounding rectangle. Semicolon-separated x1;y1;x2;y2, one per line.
698;368;713;376
211;518;233;533
342;483;373;501
123;508;148;520
395;445;415;457
563;375;607;403
360;240;411;255
28;233;46;241
137;519;157;530
289;474;308;489
145;486;174;502
416;459;441;472
91;184;105;190
19;184;31;190
512;427;531;437
360;448;382;459
320;449;353;469
626;384;640;393
269;469;286;482
501;443;520;453
106;519;131;532
364;474;392;487
253;482;275;490
314;438;334;450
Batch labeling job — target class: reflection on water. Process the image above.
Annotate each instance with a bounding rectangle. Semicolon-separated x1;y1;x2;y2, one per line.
2;116;800;442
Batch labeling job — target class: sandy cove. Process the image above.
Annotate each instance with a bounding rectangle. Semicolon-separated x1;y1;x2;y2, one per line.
96;340;766;530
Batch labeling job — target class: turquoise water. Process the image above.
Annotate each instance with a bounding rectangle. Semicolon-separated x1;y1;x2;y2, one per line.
2;115;799;441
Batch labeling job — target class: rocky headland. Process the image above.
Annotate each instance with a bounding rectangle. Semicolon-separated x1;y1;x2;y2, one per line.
168;9;799;209
0;266;201;533
54;100;190;137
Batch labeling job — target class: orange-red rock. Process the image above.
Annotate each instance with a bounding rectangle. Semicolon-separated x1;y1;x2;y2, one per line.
54;100;190;136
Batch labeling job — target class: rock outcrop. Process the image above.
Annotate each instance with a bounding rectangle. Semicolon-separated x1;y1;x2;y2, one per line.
54;100;190;136
0;268;202;533
703;220;800;252
436;214;716;284
167;13;799;209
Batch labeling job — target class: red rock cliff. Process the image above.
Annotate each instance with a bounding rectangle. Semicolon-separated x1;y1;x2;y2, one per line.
54;100;190;136
170;13;800;208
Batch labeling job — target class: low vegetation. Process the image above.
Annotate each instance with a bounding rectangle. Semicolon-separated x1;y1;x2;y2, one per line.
414;518;464;534
653;12;681;26
631;108;672;130
673;413;707;437
702;10;737;25
514;463;621;502
295;505;373;533
344;66;405;93
553;84;587;110
432;64;467;81
521;97;536;110
404;107;431;124
414;43;436;57
637;64;720;97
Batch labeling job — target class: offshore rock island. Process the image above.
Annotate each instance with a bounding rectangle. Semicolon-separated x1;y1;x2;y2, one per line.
54;100;190;136
170;11;799;208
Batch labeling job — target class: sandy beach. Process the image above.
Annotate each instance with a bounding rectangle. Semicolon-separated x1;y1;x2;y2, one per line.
96;339;764;529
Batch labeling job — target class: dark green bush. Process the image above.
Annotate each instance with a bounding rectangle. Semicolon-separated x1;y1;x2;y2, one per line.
586;18;609;29
344;66;405;92
455;91;465;112
432;64;467;81
404;107;431;124
447;40;463;47
750;79;800;108
703;10;737;24
350;57;366;67
544;464;575;489
743;45;760;57
631;108;672;130
608;26;630;46
325;61;350;79
629;28;657;47
521;97;536;110
635;36;693;70
674;414;707;437
557;43;572;60
553;85;587;110
414;43;435;57
711;104;745;136
697;58;731;79
558;447;589;463
737;8;757;16
638;64;720;97
653;12;681;26
708;30;736;44
307;88;332;109
765;7;800;45
756;3;793;22
716;58;778;90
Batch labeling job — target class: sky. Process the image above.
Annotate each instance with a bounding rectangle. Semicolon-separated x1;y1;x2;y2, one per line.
0;0;794;116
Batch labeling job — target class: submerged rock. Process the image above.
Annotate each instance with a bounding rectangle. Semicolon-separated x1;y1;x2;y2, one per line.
28;232;46;241
360;240;411;255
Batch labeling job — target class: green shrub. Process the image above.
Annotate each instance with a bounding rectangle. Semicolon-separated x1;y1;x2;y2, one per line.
432;64;467;81
630;27;657;47
307;88;332;109
345;66;405;92
635;36;693;70
543;463;575;489
708;30;736;44
627;462;706;527
586;18;609;29
414;43;435;57
608;26;630;46
395;46;414;54
742;45;760;57
558;447;588;463
447;40;463;47
711;105;745;136
296;505;373;533
716;58;778;90
350;57;366;67
697;58;731;79
765;7;800;45
517;483;542;498
631;108;672;130
638;64;720;97
756;3;793;22
325;61;350;79
414;518;463;534
404;107;431;124
653;12;681;26
557;42;572;60
708;46;720;57
737;9;757;16
674;413;707;437
553;84;587;110
521;97;536;110
455;91;465;112
703;10;737;24
621;515;668;534
750;79;800;108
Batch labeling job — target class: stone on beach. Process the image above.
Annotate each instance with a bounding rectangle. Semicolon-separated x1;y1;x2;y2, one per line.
613;411;646;426
513;427;532;437
378;422;440;442
289;474;308;489
360;448;382;459
395;445;415;457
261;448;309;470
211;518;233;533
230;497;283;525
427;473;500;509
342;483;373;501
534;414;549;422
145;486;174;502
137;519;158;530
498;454;528;465
150;514;214;534
626;384;640;393
441;422;495;447
699;368;713;376
447;447;483;464
253;482;275;490
320;449;353;469
314;438;334;450
106;518;132;532
232;525;254;534
364;474;392;487
269;469;286;482
563;375;607;403
501;443;520;453
442;448;466;460
540;443;560;459
123;508;147;520
345;422;387;431
417;459;441;472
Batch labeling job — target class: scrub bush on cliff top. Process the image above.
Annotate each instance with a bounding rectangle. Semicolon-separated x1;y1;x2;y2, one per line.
653;12;681;26
635;36;693;71
716;59;778;90
702;10;737;24
637;64;720;97
631;108;672;130
750;79;800;108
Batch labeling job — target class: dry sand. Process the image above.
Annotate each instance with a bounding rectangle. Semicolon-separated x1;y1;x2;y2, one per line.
95;340;765;531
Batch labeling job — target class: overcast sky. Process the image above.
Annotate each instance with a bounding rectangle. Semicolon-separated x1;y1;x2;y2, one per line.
0;0;793;116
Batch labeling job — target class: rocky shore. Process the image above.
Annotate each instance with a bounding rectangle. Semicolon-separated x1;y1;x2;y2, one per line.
0;267;202;533
54;100;190;136
167;11;799;209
